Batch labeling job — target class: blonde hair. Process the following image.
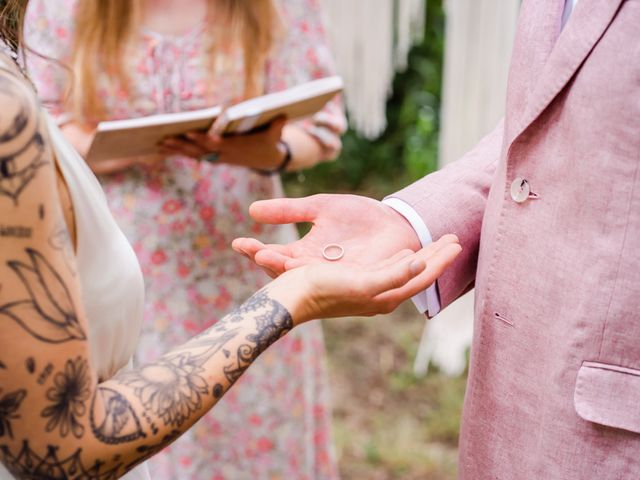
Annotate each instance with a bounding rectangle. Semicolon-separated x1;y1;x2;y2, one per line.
0;0;28;54
70;0;281;121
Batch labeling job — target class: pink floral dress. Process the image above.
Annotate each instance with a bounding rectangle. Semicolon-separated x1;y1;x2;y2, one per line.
25;1;346;479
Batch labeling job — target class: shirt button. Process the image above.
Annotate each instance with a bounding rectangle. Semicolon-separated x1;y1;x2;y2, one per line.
510;177;530;203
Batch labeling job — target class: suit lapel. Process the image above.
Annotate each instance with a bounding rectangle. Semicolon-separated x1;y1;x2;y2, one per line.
507;0;624;149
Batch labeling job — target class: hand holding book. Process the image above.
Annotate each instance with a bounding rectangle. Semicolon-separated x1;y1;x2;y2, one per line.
86;76;343;163
160;117;289;171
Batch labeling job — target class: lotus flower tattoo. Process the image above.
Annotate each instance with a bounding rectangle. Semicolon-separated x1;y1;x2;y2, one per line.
0;248;85;343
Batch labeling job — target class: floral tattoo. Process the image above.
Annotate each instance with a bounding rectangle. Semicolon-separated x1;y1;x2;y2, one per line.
41;356;92;438
0;389;27;439
0;248;85;343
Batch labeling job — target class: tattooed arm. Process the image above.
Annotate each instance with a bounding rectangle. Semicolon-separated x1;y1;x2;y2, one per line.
0;60;461;477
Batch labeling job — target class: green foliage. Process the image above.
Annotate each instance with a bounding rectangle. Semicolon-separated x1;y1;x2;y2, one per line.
285;1;445;199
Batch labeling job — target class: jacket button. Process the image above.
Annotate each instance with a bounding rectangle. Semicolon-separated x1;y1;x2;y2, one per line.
510;177;530;203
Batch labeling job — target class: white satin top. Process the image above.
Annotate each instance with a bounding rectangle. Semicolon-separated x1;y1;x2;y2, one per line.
47;115;146;380
48;117;150;479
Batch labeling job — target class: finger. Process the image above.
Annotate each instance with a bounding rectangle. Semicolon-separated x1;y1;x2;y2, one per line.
271;116;287;127
254;249;294;275
185;131;221;150
261;265;279;279
162;139;206;159
374;243;462;305
210;102;233;134
370;249;415;271
249;195;321;224
413;233;460;259
433;233;460;247
269;116;287;137
232;238;267;260
232;239;281;278
364;255;428;297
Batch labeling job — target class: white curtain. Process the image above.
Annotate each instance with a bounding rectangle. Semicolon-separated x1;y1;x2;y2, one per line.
414;0;520;377
323;0;426;138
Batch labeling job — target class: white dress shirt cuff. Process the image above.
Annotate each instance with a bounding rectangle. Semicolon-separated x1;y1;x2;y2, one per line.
382;197;442;317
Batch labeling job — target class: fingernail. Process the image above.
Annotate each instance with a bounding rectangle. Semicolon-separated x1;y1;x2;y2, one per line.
410;260;426;275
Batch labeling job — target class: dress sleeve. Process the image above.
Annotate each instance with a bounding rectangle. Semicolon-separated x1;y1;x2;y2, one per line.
23;0;78;125
266;0;347;161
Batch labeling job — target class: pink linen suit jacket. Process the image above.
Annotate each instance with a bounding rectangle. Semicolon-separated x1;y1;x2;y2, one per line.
390;0;640;478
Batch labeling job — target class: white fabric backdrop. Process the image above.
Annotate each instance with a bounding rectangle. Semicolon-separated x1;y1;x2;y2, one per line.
323;0;426;138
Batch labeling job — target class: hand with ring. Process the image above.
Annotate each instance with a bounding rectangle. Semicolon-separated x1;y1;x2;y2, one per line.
267;234;462;323
233;194;441;279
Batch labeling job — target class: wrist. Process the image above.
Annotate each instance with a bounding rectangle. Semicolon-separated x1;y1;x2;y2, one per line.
253;140;293;176
264;269;309;326
380;202;423;252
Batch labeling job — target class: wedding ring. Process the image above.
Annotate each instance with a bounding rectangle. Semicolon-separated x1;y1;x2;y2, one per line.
322;243;344;261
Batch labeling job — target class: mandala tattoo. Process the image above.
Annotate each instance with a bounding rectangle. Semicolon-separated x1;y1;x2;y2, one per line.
0;71;48;205
228;289;271;322
224;294;293;384
125;429;181;471
90;387;146;445
0;248;85;343
42;356;92;438
0;441;121;480
0;388;26;439
113;290;292;438
114;356;210;429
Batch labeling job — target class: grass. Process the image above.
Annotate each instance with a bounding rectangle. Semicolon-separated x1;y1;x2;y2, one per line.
322;302;467;479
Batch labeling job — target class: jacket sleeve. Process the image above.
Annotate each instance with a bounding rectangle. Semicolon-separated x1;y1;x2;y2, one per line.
387;119;505;309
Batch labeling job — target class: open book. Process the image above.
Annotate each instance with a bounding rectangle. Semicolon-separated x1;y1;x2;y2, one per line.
86;76;343;162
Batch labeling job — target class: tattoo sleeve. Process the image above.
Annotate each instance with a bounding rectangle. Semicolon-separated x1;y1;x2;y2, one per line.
0;254;293;477
0;60;295;477
106;289;293;473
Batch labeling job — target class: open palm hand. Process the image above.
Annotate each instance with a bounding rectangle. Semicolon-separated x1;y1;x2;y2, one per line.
233;194;431;277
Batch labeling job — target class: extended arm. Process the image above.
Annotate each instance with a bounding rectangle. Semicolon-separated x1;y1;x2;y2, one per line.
0;62;460;478
0;65;292;477
233;121;504;313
